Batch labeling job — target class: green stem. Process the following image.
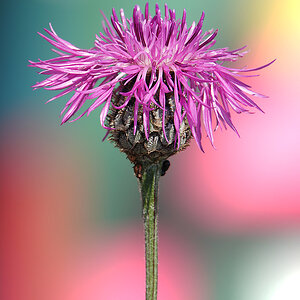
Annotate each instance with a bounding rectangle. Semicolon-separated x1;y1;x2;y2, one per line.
139;163;161;300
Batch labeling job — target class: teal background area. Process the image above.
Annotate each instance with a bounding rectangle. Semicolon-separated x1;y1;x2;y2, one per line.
1;1;300;300
1;0;262;219
1;0;256;222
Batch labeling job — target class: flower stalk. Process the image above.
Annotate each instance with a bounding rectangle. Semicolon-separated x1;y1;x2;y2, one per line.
139;162;162;300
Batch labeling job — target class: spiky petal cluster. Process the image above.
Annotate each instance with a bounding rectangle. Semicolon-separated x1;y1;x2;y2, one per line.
30;3;274;150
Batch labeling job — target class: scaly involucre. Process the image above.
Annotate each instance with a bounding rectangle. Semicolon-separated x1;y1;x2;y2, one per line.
30;3;274;150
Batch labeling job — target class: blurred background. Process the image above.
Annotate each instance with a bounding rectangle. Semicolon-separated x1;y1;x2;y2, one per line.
1;0;300;299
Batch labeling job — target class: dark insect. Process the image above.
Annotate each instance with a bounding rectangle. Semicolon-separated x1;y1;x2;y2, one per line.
134;163;143;179
161;160;170;176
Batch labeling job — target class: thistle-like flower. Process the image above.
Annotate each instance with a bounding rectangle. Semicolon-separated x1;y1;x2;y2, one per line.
30;4;274;299
30;3;273;165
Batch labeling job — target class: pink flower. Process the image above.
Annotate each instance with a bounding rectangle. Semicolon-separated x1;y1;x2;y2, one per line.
29;3;274;150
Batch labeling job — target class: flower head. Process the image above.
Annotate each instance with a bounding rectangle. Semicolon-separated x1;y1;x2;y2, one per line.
30;3;274;154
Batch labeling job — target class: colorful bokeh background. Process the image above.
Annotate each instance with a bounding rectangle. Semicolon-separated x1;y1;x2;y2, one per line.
1;0;300;299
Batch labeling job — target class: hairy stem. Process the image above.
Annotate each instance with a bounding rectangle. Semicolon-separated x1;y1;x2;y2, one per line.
139;163;161;300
